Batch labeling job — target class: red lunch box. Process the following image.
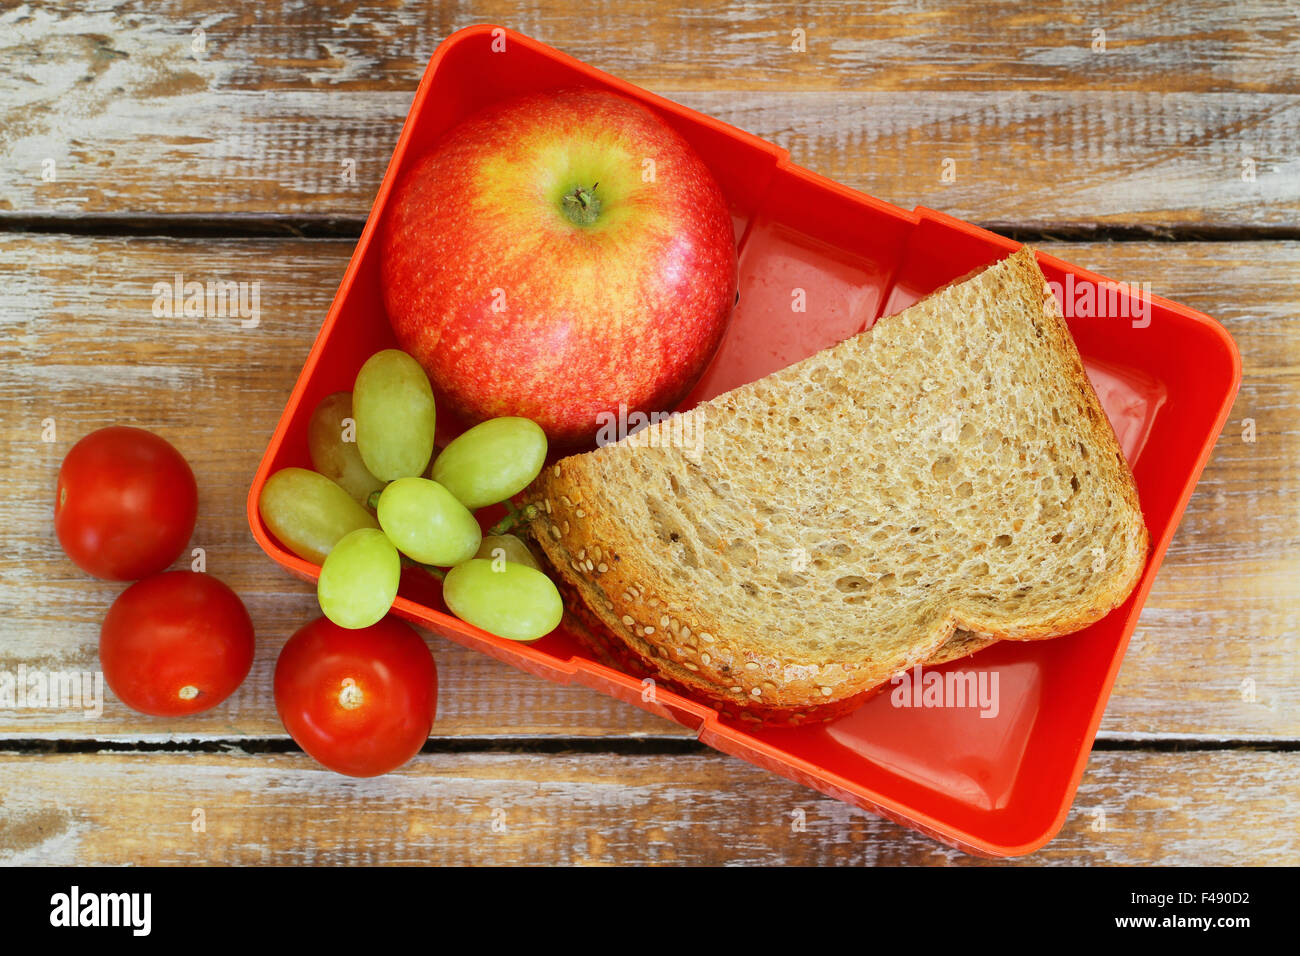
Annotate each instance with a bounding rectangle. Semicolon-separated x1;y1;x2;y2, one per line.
247;24;1242;857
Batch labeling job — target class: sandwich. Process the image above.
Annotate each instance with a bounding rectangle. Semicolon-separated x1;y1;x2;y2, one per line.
522;246;1149;725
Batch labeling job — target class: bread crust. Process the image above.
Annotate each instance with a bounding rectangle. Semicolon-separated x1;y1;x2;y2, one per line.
524;246;1149;726
553;572;884;725
925;629;997;666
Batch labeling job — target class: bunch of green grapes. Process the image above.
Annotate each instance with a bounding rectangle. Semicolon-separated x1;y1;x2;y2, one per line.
258;349;561;641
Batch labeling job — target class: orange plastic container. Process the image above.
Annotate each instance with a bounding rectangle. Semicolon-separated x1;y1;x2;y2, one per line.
247;25;1242;856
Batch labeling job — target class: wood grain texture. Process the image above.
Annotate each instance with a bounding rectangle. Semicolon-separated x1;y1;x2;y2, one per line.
0;235;1294;739
1;748;1296;864
1;1;1296;226
9;0;1299;94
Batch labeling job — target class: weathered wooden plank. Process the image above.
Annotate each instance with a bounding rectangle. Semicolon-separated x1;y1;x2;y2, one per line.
0;236;1295;738
1;2;1296;225
1;748;1296;864
5;0;1297;93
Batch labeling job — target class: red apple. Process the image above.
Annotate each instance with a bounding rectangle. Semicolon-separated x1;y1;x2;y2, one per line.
379;87;737;448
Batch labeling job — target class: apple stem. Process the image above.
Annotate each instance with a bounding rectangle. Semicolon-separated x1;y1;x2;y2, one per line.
561;183;602;226
488;502;539;536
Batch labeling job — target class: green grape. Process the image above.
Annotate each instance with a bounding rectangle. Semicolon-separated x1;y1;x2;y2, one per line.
376;477;482;567
431;416;547;509
474;534;541;571
307;391;385;506
317;528;401;629
258;467;379;564
443;559;563;642
353;349;437;481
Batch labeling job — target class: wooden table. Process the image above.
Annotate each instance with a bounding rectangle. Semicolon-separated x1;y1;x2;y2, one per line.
2;1;1296;866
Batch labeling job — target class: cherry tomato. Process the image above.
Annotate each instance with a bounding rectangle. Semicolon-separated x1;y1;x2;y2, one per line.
100;571;255;716
274;616;437;777
55;426;198;581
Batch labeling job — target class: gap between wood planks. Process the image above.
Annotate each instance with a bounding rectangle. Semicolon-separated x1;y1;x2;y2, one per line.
1;735;1299;756
1;214;1299;243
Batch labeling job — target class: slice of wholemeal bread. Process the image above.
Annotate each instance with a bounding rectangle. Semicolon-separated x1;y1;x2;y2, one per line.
523;246;1148;725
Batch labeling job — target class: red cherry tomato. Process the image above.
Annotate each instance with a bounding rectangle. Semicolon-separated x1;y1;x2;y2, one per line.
55;426;198;581
274;616;437;777
100;571;255;716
